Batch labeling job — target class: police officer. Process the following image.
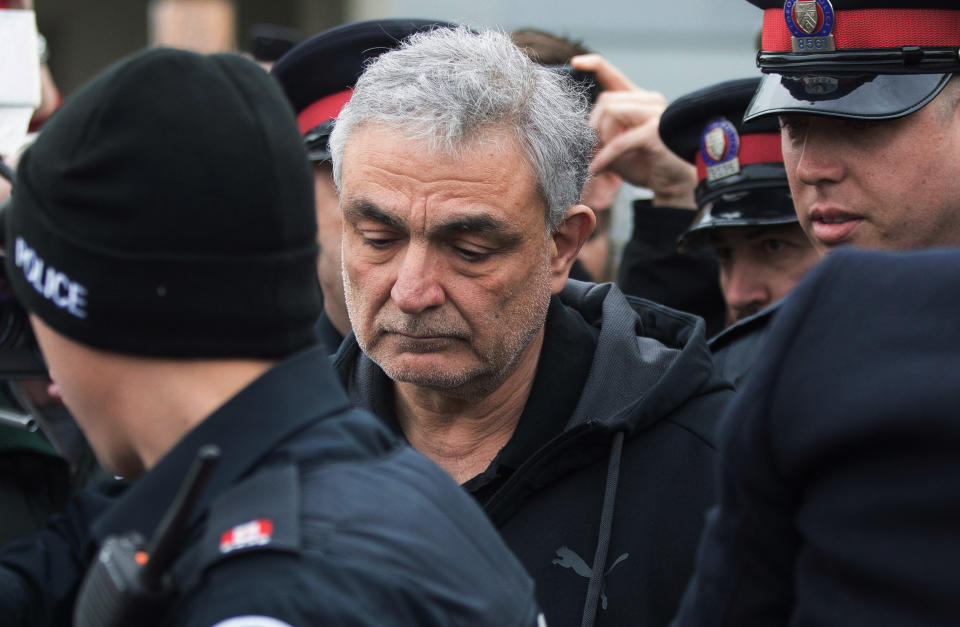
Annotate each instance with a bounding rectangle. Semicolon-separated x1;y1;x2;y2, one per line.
271;19;458;352
658;77;820;383
673;250;960;627
0;47;541;627
744;0;960;253
672;2;960;624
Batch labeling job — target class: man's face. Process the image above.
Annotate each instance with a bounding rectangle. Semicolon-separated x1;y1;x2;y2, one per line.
312;163;349;336
710;223;820;325
779;92;960;253
339;124;553;398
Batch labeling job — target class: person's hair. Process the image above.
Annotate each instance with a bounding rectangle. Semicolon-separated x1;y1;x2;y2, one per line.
509;28;590;65
329;27;595;231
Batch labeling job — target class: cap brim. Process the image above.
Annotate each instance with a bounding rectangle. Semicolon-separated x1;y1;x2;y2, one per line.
304;121;333;163
679;187;797;250
744;72;952;122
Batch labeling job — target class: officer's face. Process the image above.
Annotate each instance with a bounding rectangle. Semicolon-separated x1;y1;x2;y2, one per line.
29;315;145;478
313;164;350;336
779;92;960;253
710;223;820;326
339;124;561;398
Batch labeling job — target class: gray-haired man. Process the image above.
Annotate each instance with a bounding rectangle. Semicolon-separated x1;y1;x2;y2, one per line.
330;27;732;627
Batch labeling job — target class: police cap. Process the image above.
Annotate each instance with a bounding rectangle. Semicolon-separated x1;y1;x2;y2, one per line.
659;78;795;250
745;0;959;121
271;19;458;162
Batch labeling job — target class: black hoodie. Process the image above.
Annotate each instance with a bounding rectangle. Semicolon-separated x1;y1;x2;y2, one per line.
334;280;733;627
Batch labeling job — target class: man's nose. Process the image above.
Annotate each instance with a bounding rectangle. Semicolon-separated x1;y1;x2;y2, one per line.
791;124;846;188
724;262;771;323
390;243;446;314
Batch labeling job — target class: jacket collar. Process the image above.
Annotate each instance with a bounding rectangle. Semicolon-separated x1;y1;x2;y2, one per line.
91;345;351;545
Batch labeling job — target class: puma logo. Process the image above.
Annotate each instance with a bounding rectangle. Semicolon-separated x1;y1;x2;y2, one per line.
551;546;629;610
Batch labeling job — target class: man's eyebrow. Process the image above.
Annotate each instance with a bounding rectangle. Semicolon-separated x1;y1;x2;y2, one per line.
341;200;406;231
429;215;523;247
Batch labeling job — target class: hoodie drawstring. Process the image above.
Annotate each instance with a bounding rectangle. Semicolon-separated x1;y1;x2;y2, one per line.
580;431;625;627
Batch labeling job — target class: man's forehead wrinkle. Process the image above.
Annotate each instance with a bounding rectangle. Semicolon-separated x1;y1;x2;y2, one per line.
347;171;533;232
349;160;516;206
341;198;408;231
351;122;535;186
341;124;545;240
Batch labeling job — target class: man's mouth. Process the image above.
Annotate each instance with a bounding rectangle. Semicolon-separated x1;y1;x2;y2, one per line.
808;207;863;248
387;329;464;340
388;332;460;353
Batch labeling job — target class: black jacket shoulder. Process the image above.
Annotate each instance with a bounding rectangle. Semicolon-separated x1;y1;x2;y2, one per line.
674;248;960;627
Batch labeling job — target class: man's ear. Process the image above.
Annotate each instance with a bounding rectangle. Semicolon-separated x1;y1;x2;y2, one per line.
549;204;597;294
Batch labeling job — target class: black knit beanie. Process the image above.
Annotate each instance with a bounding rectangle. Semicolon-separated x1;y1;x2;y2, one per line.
4;48;322;358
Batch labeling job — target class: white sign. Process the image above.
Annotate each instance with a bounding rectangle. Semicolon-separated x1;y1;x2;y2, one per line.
0;9;42;156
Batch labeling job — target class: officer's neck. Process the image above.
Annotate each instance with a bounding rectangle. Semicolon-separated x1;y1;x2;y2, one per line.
391;327;544;485
102;357;277;477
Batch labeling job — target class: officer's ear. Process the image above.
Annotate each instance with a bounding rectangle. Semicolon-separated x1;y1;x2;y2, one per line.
549;204;596;294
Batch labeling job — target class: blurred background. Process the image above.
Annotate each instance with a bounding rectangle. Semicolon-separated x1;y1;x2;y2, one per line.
37;0;763;108
29;0;766;279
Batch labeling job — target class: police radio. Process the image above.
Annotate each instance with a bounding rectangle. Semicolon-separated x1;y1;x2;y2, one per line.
73;445;221;627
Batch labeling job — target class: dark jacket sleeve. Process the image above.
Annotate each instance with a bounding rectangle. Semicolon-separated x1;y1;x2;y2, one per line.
673;249;960;626
0;448;72;545
617;201;725;336
0;482;123;627
672;256;840;627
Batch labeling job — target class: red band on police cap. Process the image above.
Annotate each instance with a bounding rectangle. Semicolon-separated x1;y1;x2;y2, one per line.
296;89;353;135
695;133;783;182
762;8;960;52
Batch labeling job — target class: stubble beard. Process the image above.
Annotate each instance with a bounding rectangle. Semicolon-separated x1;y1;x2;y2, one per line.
343;260;552;402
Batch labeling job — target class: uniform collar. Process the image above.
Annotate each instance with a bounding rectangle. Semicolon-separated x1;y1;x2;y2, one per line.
91;345;351;545
314;309;345;353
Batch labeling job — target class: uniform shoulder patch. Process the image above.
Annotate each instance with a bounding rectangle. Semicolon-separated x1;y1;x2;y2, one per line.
199;463;301;571
210;616;295;627
219;519;275;554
